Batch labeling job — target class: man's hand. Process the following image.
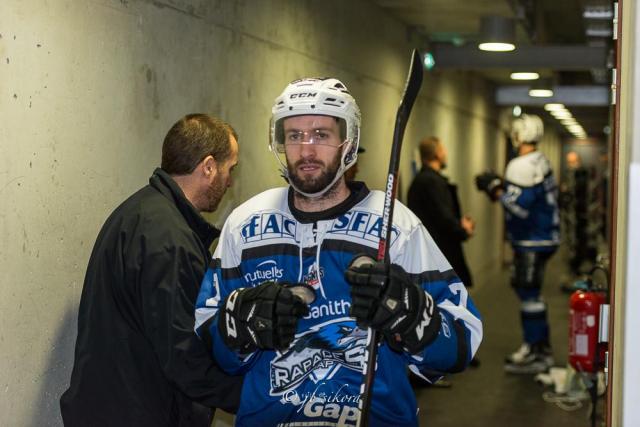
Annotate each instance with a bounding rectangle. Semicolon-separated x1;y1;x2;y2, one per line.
218;281;311;353
461;215;475;237
345;257;440;354
475;171;504;201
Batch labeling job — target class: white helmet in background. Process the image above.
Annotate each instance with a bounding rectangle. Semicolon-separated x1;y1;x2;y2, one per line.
511;114;544;146
269;77;361;198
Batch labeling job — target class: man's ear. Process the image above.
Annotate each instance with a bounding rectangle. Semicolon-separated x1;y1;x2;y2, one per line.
201;155;218;178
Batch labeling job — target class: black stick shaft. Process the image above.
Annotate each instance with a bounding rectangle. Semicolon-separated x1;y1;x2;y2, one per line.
357;49;423;427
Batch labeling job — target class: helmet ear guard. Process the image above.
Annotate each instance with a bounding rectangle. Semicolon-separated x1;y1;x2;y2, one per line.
269;78;361;198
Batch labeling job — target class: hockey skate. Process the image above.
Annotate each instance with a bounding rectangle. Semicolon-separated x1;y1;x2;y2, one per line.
504;343;554;374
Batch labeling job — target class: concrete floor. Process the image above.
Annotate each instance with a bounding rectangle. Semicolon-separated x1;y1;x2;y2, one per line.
415;247;605;427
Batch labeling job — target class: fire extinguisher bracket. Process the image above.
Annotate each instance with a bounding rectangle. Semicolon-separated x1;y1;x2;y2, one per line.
599;304;610;343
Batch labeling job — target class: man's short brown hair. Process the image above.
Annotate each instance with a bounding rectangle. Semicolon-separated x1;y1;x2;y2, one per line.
419;136;441;162
161;114;238;175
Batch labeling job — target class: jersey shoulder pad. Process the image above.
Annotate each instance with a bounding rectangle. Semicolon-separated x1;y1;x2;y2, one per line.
505;152;551;187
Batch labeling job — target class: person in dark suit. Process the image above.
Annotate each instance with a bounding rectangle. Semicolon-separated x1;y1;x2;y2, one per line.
408;136;475;288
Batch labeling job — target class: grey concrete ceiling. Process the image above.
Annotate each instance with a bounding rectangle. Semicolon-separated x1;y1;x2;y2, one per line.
369;0;613;137
371;0;516;39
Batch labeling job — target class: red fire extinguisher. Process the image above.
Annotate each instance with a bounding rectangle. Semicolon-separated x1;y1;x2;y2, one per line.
568;280;607;373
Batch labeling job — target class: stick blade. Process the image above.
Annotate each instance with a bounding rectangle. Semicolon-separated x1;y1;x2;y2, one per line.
398;49;424;120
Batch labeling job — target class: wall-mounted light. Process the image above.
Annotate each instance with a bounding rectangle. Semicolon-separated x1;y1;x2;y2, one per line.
478;16;516;52
512;105;522;117
510;72;539;80
423;52;436;70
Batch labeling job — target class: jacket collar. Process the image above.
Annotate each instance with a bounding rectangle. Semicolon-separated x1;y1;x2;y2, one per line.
149;168;220;248
422;165;449;182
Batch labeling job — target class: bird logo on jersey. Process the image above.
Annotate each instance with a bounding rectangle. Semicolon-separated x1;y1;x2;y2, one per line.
269;319;366;396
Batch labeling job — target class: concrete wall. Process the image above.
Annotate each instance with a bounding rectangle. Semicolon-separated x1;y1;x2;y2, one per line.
0;1;507;424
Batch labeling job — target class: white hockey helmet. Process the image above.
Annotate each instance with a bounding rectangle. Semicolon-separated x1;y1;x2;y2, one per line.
269;77;361;198
511;114;544;146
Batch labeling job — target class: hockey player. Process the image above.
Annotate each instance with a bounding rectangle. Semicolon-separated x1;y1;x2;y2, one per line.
195;77;483;426
476;114;560;374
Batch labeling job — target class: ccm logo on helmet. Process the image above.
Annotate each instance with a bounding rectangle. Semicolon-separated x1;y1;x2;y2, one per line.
290;92;317;99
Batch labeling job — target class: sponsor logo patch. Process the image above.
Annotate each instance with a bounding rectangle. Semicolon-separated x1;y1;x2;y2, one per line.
244;259;284;284
303;300;351;320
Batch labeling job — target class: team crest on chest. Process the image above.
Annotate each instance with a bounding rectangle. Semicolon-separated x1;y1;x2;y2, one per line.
269;319;366;396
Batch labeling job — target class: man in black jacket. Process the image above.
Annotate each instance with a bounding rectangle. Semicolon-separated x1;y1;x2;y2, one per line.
60;114;242;426
407;136;475;288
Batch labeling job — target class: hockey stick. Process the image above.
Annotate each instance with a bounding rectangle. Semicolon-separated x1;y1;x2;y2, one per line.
356;49;423;426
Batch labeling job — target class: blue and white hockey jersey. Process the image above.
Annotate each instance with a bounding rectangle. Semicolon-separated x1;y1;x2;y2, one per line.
501;151;560;252
195;183;482;427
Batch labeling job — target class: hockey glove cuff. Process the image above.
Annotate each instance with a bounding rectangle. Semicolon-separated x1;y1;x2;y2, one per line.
345;256;441;354
475;171;504;201
218;281;311;353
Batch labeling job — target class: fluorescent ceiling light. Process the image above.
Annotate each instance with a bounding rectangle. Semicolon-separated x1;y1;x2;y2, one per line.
586;28;613;37
544;103;565;111
583;6;613;20
511;72;539;80
551;110;572;119
585;22;613;37
479;42;516;52
478;16;516;52
529;89;554;97
561;118;578;125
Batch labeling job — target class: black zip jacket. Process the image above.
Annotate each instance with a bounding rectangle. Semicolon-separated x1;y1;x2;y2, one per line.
60;169;243;426
407;166;474;288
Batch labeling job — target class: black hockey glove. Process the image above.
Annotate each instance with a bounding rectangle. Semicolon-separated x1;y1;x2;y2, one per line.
345;256;441;354
218;281;312;353
475;171;504;201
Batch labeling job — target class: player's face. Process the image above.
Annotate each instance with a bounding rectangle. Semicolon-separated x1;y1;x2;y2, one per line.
203;135;238;212
283;115;344;194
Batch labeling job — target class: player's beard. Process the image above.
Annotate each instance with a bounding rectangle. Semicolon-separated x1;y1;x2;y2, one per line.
202;172;227;213
287;151;342;197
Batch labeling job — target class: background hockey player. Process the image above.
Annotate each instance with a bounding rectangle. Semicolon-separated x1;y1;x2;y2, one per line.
475;114;560;374
195;77;482;426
